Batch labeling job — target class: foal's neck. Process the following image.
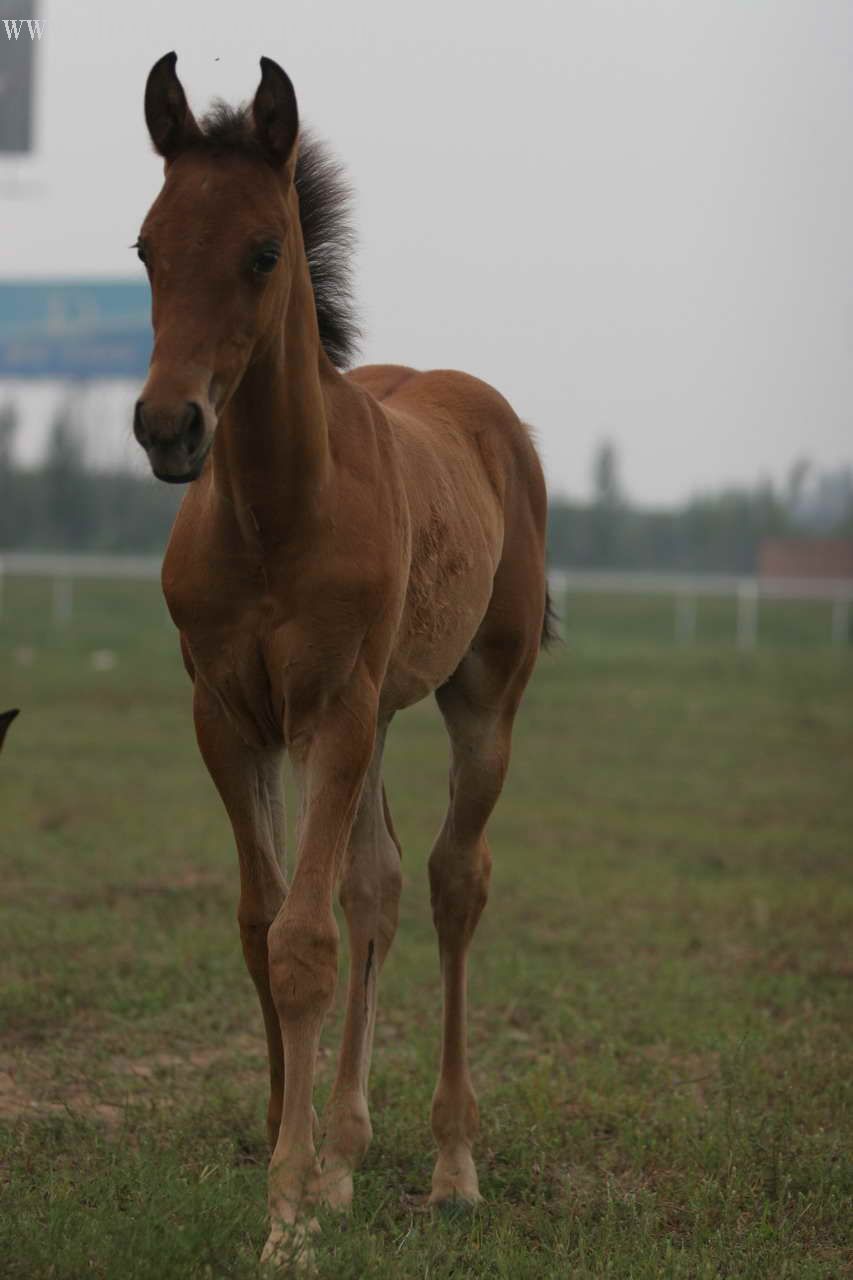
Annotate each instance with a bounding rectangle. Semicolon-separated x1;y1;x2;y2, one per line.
211;235;338;548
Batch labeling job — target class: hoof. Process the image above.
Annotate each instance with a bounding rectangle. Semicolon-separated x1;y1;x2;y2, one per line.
429;1147;482;1209
261;1218;319;1271
311;1157;354;1213
428;1187;483;1215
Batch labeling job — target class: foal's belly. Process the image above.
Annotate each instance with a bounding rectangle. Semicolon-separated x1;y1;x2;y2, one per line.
383;463;504;710
186;589;487;742
381;562;496;713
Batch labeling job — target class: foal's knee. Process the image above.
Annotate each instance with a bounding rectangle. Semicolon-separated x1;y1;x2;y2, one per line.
339;831;403;959
268;912;339;1023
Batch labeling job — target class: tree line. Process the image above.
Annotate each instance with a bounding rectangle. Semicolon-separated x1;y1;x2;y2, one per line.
1;404;851;571
0;401;180;553
548;442;852;573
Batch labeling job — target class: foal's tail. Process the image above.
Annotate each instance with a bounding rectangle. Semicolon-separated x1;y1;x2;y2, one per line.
518;418;560;653
541;585;560;650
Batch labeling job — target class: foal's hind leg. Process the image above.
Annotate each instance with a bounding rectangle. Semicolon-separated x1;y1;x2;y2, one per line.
428;636;536;1205
315;723;403;1209
193;685;288;1150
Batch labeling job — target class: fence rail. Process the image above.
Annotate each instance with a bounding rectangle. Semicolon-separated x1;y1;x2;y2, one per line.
549;568;853;601
549;569;853;649
1;553;852;649
0;552;162;580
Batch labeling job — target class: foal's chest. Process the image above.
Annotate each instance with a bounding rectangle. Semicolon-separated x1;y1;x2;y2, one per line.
196;623;284;744
163;542;286;748
183;600;287;749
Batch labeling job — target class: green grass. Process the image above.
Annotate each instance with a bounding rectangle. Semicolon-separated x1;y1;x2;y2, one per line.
1;577;852;1277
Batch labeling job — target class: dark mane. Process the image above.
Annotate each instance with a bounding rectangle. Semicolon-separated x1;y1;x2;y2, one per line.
196;102;360;370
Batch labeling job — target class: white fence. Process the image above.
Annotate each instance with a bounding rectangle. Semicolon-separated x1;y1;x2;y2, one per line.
0;552;162;628
1;553;852;649
549;569;853;649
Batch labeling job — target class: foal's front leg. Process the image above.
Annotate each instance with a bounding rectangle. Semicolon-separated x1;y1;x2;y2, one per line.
316;727;403;1211
193;685;288;1150
262;671;377;1262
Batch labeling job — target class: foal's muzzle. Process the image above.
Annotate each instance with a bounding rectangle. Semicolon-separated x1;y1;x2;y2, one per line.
133;398;212;483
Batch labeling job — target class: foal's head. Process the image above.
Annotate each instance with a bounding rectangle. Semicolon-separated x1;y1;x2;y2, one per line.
134;54;302;483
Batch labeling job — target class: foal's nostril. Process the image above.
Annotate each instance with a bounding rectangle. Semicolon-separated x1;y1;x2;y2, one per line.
134;400;205;457
133;400;150;448
182;402;205;455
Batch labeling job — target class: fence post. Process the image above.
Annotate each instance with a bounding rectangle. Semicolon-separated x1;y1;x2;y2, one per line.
675;593;697;644
736;581;758;651
52;578;73;628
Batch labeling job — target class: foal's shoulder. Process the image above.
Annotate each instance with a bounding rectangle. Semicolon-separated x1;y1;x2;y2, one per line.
348;366;534;480
353;365;518;428
386;369;529;456
346;364;420;402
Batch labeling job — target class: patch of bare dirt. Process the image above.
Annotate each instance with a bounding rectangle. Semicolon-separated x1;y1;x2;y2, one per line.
0;1031;340;1126
0;1031;273;1125
0;1067;124;1124
3;867;229;909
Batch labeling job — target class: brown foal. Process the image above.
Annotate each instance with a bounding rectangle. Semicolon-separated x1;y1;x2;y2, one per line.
135;52;552;1264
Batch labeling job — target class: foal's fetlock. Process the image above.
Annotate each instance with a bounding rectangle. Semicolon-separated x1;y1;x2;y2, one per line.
315;1095;372;1210
322;1092;373;1162
431;1080;479;1149
429;1081;481;1206
267;1149;324;1235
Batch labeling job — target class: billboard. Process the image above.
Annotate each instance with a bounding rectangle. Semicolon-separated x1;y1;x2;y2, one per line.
0;280;152;378
0;1;39;153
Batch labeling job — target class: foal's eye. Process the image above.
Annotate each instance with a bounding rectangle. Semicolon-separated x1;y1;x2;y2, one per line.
134;240;148;267
252;248;280;275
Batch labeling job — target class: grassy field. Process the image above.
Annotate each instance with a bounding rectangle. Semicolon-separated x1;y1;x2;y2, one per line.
1;578;852;1278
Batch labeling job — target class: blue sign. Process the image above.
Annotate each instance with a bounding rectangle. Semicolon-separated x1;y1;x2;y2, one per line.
0;281;152;378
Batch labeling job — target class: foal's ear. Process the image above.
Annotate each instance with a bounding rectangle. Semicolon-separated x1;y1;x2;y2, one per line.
144;51;202;163
252;57;299;171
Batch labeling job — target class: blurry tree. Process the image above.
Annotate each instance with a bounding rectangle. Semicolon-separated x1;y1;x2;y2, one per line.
545;447;825;573
786;457;811;517
0;399;16;470
782;462;853;534
43;396;94;546
591;440;623;509
589;439;626;567
0;408;848;568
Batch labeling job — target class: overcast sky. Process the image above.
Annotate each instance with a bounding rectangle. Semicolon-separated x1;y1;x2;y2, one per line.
1;0;851;504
